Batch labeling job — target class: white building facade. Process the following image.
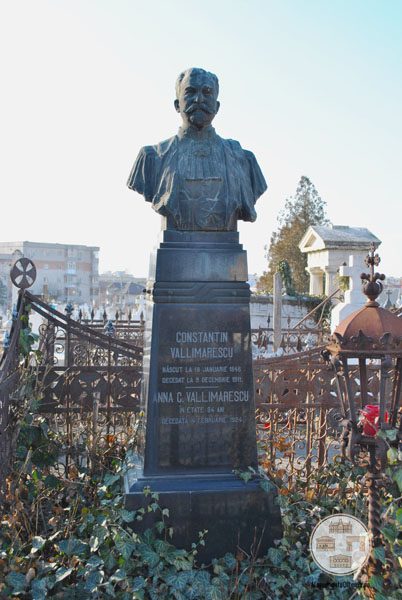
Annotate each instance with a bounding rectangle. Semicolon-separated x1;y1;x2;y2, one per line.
299;225;381;298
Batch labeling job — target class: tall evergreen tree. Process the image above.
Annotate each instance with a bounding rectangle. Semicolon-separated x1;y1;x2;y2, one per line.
257;176;330;294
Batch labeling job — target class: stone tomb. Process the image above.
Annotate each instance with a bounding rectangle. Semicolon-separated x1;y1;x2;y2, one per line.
125;231;282;560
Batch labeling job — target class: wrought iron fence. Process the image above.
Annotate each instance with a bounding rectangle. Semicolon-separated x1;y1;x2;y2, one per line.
76;307;144;348
251;289;335;356
251;327;330;355
0;294;25;494
0;287;144;492
0;269;385;493
254;347;385;485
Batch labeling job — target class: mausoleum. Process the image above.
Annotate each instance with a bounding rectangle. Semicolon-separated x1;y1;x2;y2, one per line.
299;225;381;297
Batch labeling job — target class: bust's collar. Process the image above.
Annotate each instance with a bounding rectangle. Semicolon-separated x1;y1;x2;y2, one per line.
177;125;216;141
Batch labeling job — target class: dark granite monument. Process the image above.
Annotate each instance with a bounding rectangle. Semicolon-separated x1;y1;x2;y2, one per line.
125;68;282;560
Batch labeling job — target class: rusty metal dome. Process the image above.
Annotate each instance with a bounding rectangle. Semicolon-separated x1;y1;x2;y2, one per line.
327;245;402;357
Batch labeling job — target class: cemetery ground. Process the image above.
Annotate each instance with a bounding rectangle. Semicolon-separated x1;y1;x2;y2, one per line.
1;353;402;599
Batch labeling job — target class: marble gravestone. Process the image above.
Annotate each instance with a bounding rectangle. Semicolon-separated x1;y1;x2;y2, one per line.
125;68;282;560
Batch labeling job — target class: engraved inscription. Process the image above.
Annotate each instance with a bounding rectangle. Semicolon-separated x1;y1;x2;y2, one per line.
156;329;250;426
151;307;256;470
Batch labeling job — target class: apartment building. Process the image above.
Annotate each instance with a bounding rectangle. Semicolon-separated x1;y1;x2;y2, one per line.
0;241;99;305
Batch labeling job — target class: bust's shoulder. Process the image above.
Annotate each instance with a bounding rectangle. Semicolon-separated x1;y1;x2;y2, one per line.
220;138;253;154
219;136;242;150
219;137;256;159
139;136;178;158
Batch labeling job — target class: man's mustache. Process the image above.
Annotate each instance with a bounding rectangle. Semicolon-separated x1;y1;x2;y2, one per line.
184;103;214;115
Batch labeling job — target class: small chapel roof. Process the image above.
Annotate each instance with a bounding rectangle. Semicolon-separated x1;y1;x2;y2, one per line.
299;225;381;253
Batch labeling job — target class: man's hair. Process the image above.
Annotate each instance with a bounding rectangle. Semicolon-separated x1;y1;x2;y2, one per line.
175;68;219;98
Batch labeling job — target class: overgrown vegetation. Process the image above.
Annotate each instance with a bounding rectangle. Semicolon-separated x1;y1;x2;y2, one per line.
1;328;402;598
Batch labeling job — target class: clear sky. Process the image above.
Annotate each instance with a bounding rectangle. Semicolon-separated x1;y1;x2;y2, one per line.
1;0;401;278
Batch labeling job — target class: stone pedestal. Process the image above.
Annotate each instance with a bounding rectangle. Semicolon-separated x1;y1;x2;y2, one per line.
124;231;282;561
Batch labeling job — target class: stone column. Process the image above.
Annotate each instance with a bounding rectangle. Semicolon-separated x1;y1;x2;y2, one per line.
273;271;282;352
307;267;324;296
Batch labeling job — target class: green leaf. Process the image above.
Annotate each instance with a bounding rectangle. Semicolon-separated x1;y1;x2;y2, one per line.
138;544;160;568
373;546;386;564
104;552;117;572
393;468;402;493
110;569;127;582
55;567;73;582
115;535;136;560
385;428;398;442
132;576;146;591
90;534;100;552
209;583;226;600
58;537;89;557
387;447;399;465
304;570;321;585
5;571;27;593
369;574;383;591
267;547;284;566
92;524;108;545
260;479;275;493
104;473;120;487
396;508;402;526
143;529;154;545
223;553;236;570
165;571;192;591
169;551;193;571
31;535;46;553
103;581;117;597
86;555;104;569
171;591;186;600
154;539;171;555
31;579;48;600
214;571;230;587
85;569;104;593
381;524;397;543
120;509;136;523
239;471;252;483
195;569;211;583
154;520;164;534
186;584;200;600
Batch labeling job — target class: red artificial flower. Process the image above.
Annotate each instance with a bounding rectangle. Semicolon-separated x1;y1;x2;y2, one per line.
359;404;389;436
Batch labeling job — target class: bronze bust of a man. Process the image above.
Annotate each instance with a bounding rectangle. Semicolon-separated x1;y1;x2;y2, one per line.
127;68;267;231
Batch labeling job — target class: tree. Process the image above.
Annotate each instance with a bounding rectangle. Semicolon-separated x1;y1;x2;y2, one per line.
257;176;330;294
